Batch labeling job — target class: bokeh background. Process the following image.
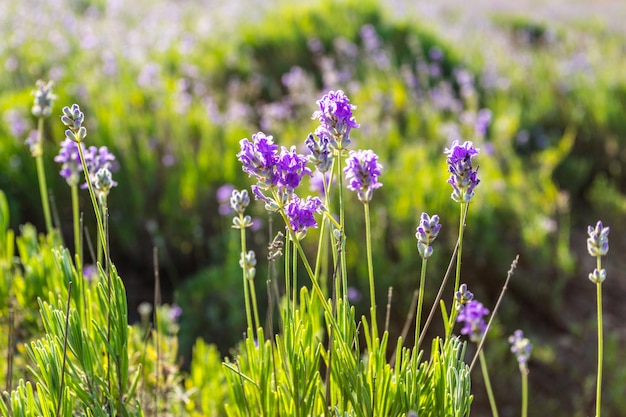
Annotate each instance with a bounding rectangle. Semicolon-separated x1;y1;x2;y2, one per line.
1;0;626;415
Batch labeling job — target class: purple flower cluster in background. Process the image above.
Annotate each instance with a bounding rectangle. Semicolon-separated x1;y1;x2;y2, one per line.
83;145;118;189
508;329;533;372
54;139;84;186
457;299;489;342
312;90;359;149
285;195;323;237
344;149;383;203
445;140;480;203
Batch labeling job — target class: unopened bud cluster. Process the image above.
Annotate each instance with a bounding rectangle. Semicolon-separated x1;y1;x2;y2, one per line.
415;212;441;259
239;250;257;280
587;220;609;284
32;80;57;118
454;283;474;311
94;167;117;206
509;329;533;374
230;189;253;229
61;104;87;143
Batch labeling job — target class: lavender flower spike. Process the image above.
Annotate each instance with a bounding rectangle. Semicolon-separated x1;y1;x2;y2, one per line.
312;90;359;149
237;132;278;189
305;127;333;173
344;149;383;203
276;146;312;192
285;195;324;239
508;329;533;373
457;299;489;342
587;220;609;258
54;138;85;186
444;140;480;203
32;80;56;118
416;212;441;259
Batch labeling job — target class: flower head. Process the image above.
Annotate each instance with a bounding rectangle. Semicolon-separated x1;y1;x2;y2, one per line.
285;195;324;238
82;145;117;189
508;329;532;373
344;149;383;203
276;146;311;192
587;220;609;258
61;104;87;143
93;167;117;205
416;212;441;259
457;299;489;342
32;80;56;118
444;140;480;203
312;90;359;149
54;138;85;186
237;132;279;189
305;127;333;173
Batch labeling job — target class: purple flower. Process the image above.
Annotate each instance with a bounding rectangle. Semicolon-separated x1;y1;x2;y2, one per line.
82;145;118;189
217;184;235;215
25;130;41;157
54;138;85;186
305;127;333;173
457;299;489;342
237;132;279;189
444;140;480;203
415;212;441;259
587;220;609;258
168;304;183;322
508;329;532;372
285;195;323;237
312;90;359;149
4;109;28;138
474;108;492;138
276;146;311;192
344;149;383;203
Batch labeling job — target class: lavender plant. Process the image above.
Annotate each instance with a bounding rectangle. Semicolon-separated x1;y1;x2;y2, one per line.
587;220;609;417
219;90;473;417
29;80;57;234
509;330;533;417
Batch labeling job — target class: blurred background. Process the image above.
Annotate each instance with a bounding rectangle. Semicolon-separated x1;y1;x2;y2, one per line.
1;0;625;415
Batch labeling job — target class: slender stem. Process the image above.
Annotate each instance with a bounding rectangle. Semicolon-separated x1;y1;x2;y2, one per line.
364;203;378;340
71;184;82;272
454;202;467;297
595;255;603;417
521;367;528;417
292;237;298;315
76;144;108;257
446;202;467;338
478;349;499;417
239;215;253;332
336;148;348;301
414;259;428;346
35;118;53;234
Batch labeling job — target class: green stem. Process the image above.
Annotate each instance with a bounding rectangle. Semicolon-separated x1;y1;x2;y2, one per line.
239;216;253;332
364;203;378;340
35;118;53;234
595;256;603;417
76;144;107;258
479;349;499;417
521;367;528;417
414;258;428;345
336;148;348;302
454;202;466;296
292;237;298;315
71;183;81;272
